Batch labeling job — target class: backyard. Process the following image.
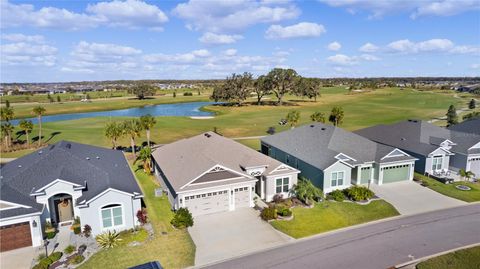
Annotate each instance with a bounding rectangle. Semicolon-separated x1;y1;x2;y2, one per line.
416;246;480;269
78;162;195;269
270;200;399;238
415;173;480;202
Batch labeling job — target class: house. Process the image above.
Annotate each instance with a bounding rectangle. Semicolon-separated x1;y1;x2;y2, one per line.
355;120;480;177
261;123;417;193
0;141;143;252
448;119;480;135
151;132;299;216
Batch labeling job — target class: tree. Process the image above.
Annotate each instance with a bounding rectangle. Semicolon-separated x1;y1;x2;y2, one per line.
210;72;253;105
446;104;458;126
104;121;122;149
266;68;299;105
469;99;476;109
253;75;271;105
293;177;323;205
310;111;326;123
32;106;46;145
1;123;14;150
329;106;344;126
286;110;300;128
135;146;152;173
459;169;475;182
171;208;194;228
0;106;14;122
139;114;157;147
130;84;156;100
5;100;10;108
122;119;142;156
295;78;321;102
19;120;34;145
57;95;61;102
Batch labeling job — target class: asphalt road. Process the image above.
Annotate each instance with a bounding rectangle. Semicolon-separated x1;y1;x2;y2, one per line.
202;203;480;269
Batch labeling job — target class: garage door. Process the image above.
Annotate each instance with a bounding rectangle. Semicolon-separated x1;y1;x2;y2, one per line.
469;157;480;177
360;167;372;184
234;187;250;208
184;190;229;216
382;164;410;184
0;222;32;252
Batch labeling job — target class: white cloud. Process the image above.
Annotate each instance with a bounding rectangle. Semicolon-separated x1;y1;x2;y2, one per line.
265;22;326;39
327;54;357;66
359;42;379;53
173;0;300;33
1;0;168;31
1;42;57;66
73;41;142;58
223;49;238;56
319;0;479;19
450;45;480;55
1;33;45;43
199;32;243;45
327;41;341;51
192;49;211;57
471;63;480;69
386;38;466;54
359;54;380;61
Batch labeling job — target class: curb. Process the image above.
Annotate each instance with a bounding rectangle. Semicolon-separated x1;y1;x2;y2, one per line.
394;243;480;268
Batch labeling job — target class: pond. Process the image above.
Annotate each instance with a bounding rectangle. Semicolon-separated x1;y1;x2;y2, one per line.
10;101;217;125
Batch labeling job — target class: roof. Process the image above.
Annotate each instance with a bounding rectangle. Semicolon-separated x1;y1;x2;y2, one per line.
151;132;298;193
355;120;480;156
0;141;142;219
448;119;480;135
129;262;163;269
261;123;414;170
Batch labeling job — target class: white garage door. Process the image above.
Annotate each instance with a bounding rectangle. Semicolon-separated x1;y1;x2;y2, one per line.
470;157;480;178
184;190;229;216
234;187;250;208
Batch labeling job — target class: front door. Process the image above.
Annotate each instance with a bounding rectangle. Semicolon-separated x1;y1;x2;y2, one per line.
56;198;74;223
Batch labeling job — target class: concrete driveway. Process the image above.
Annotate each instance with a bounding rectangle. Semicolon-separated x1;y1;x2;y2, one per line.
370;181;466;215
0;246;37;269
189;207;292;267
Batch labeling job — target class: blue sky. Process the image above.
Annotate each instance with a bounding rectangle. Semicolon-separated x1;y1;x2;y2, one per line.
1;0;479;82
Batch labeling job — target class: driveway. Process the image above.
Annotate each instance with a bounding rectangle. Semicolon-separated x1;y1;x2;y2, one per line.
370;181;466;215
0;246;37;269
189;207;292;267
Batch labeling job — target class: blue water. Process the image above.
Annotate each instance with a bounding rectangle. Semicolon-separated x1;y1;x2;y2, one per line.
10;101;217;125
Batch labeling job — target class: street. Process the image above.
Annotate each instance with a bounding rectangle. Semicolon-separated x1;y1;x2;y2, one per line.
202;204;480;269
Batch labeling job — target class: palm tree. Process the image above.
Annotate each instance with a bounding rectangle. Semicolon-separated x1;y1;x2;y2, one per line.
139;114;156;147
293;177;323;205
286;110;300;128
104;121;122;149
123;119;142;156
19;120;34;145
1;123;14;150
329;106;344;126
135;146;152;173
0;107;14;122
32;106;46;145
459;169;476;182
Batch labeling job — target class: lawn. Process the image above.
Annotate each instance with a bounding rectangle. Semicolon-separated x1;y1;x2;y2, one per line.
416;246;480;269
415;173;480;202
2;87;474;158
78;162;195;269
270;200;399;238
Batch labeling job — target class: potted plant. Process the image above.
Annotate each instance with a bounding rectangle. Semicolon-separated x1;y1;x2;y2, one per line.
44;221;57;239
71;217;81;234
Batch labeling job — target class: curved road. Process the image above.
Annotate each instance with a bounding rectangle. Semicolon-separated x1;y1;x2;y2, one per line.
203;204;480;269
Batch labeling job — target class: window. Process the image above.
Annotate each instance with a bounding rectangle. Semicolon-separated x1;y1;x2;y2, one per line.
286;155;290;164
432;156;443;171
331;171;344;187
101;205;123;229
275;177;289;193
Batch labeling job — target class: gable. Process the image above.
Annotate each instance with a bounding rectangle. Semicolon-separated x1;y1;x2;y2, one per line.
381;148;410;160
32;179;84;196
429;147;452;157
180;164;252;189
0;200;30;210
335;153;356;162
269;164;298;175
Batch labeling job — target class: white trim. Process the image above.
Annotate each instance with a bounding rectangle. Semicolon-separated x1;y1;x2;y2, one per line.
34;178;83;193
78;188;136;206
468;141;480;150
269;163;299;175
189;176;247;186
180;164;254;190
0;205;44;222
99;203;125;231
429;147;454;156
335;153;357;162
274;176;291;195
0;200;31;211
381;148;411;160
176;179;258;194
330;170;346;187
324;160;354;171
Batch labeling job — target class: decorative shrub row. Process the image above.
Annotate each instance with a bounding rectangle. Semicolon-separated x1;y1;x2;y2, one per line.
327;189;346;202
327;186;375;202
32;252;63;269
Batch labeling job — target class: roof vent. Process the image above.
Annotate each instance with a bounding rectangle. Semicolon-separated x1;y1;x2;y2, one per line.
310;125;314;128
401;137;406;141
86;157;90;160
38;150;43;154
96;156;100;159
66;143;71;149
18;165;22;168
321;127;326;130
204;133;211;138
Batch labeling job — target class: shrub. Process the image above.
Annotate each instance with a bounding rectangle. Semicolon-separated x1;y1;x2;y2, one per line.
45;221;53;230
327;189;346;202
49;252;62;262
344;186;374;201
46;230;56;239
294;177;323;205
69;254;85;265
73;216;81;225
96;230;122;249
277;206;292;217
36;257;53;269
171;208;194;228
183;92;193;96
64;245;76;254
83;224;92;238
137;208;148;225
260;206;277;221
73;225;81;234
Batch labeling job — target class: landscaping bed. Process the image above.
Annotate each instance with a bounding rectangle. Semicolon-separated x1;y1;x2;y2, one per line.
414;173;480;202
416;246;480;269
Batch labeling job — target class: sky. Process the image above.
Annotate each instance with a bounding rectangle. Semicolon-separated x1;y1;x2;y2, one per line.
0;0;479;83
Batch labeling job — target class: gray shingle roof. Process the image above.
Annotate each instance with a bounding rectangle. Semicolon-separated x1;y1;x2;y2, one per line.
1;141;142;218
448;119;480;135
355;120;480;156
151;132;297;193
261;123;413;170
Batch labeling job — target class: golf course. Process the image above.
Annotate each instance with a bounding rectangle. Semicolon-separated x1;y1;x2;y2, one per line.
1;87;475;158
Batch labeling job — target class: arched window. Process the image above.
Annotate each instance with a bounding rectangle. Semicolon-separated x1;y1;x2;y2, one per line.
101;204;123;229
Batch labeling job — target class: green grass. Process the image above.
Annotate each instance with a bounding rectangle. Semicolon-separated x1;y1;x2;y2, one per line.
416;246;480;269
415;173;480;202
79;162;195;269
270;200;399;238
237;139;261;151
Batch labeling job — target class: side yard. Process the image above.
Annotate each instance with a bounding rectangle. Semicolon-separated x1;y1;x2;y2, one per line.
415;173;480;202
78;164;195;269
270;200;399;239
416;246;480;269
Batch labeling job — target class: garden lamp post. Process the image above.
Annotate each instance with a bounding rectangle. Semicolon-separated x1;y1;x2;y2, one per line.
43;239;49;257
